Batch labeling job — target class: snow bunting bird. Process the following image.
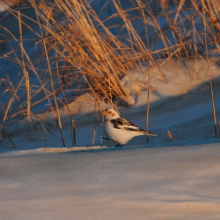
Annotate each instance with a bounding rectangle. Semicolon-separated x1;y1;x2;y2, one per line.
102;108;157;146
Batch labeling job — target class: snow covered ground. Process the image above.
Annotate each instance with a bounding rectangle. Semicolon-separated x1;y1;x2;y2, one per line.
1;144;220;220
1;58;220;219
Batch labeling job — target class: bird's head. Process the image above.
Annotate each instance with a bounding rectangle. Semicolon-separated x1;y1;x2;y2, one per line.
102;108;120;120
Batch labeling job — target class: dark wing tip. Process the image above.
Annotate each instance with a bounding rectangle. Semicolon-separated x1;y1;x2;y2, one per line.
146;131;158;136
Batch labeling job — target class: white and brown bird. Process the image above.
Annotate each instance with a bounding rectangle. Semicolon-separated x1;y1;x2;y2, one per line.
102;108;157;147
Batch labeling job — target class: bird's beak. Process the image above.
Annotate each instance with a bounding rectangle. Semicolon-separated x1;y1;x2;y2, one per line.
102;110;107;115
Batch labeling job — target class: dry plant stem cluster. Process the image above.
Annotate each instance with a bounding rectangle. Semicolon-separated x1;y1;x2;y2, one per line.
32;0;66;147
1;0;220;148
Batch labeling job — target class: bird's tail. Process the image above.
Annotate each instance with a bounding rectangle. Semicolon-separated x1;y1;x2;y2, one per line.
145;131;158;136
136;130;158;136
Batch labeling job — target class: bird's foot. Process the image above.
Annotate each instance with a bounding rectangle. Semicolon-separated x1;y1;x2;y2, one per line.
115;143;123;147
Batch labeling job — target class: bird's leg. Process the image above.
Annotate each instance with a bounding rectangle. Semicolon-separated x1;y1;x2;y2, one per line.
115;143;123;147
101;136;111;147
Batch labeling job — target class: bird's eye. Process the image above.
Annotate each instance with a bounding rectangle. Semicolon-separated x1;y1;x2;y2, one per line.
109;111;111;113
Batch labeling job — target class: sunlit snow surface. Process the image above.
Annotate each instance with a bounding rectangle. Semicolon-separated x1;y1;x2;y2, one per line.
1;144;220;220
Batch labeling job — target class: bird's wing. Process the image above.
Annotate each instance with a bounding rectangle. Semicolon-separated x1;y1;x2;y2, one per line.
111;117;144;132
111;117;158;136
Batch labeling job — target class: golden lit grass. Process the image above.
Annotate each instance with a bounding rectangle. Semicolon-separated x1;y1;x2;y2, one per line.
0;0;220;147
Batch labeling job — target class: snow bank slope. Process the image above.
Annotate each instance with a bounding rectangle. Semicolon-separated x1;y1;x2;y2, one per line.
0;144;220;220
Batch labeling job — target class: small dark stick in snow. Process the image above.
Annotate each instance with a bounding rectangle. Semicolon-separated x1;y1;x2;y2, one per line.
102;108;157;147
167;130;172;142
